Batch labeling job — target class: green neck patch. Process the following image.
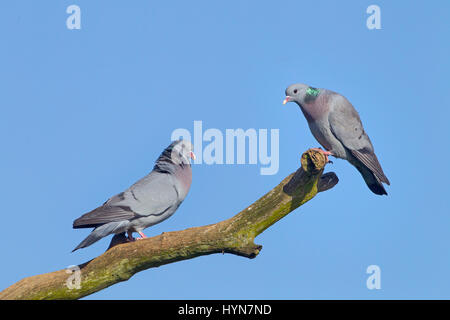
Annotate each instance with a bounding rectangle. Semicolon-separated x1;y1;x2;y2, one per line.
306;87;320;97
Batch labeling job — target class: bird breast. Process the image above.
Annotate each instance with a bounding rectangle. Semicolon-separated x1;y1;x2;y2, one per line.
308;119;347;159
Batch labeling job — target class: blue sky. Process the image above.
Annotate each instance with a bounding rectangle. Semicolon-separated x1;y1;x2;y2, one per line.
0;1;449;299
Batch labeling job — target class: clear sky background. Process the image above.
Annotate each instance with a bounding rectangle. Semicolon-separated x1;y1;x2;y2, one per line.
0;1;449;299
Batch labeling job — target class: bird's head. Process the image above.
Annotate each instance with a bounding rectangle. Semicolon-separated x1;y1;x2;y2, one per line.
170;139;196;166
154;140;196;173
283;83;321;107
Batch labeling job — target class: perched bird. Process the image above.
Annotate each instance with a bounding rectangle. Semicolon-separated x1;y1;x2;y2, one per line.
283;84;390;195
72;140;195;251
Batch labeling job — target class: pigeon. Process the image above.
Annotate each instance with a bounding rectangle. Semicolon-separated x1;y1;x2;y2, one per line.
283;84;390;195
72;139;195;251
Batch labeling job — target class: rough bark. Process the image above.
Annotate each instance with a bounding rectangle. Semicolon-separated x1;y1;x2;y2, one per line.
0;149;338;300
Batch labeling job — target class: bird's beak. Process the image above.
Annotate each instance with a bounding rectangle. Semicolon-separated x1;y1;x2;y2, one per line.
283;96;292;105
190;151;196;160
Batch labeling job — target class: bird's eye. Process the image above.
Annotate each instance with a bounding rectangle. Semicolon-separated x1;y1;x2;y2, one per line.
293;89;298;94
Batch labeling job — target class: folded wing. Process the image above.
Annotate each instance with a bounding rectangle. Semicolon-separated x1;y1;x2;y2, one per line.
328;96;390;186
73;172;180;229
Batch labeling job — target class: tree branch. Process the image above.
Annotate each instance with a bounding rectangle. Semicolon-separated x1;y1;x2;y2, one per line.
0;149;338;300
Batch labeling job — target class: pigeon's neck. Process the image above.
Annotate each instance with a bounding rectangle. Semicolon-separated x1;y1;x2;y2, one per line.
298;93;329;122
173;164;192;198
154;157;191;175
153;145;191;174
154;151;192;197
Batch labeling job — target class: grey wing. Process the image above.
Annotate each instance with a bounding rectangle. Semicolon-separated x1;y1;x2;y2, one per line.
113;171;180;217
328;95;390;185
73;172;179;229
72;202;137;229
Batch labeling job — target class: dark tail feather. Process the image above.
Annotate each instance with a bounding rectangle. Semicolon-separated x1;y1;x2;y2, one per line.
366;178;388;195
350;149;390;186
353;160;388;196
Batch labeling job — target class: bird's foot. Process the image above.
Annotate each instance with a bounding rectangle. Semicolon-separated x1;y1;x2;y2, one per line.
311;148;333;164
136;231;147;240
127;231;136;242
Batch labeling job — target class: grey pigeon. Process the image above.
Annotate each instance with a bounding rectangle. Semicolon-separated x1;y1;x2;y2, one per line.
283;84;390;195
72;139;195;251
